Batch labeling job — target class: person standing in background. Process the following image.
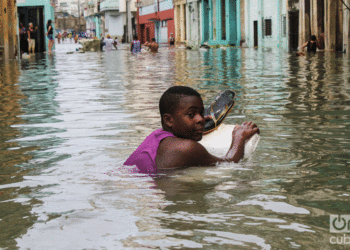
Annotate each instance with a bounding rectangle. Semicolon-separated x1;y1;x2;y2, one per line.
46;20;54;53
144;38;159;52
27;23;38;54
169;33;175;46
113;37;119;49
57;32;61;44
130;35;141;53
74;34;79;44
104;35;114;50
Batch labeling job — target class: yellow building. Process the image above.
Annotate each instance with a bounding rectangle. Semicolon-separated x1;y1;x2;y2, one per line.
174;0;187;45
0;0;18;61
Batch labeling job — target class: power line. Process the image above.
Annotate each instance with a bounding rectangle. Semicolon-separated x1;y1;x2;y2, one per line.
341;0;350;11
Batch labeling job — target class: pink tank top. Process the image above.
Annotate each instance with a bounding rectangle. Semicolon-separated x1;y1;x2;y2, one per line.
124;129;175;173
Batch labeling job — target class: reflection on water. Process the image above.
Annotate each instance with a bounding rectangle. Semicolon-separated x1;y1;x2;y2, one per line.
0;44;350;249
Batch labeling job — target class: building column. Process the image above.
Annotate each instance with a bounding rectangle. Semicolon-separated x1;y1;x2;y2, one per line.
236;0;241;46
310;0;317;36
215;0;220;42
180;3;186;42
1;0;10;61
259;0;264;47
277;0;281;47
299;0;306;49
325;0;336;50
186;4;190;43
187;0;200;46
8;0;17;59
343;0;350;53
174;4;178;42
209;0;213;41
196;1;201;45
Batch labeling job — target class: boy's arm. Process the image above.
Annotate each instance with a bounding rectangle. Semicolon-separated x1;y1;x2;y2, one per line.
156;138;222;170
156;122;258;170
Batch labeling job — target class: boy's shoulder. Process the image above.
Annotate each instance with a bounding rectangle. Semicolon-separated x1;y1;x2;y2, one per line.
156;137;217;170
159;136;198;152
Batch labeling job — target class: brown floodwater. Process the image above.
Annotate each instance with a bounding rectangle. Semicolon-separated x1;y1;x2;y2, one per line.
0;43;350;249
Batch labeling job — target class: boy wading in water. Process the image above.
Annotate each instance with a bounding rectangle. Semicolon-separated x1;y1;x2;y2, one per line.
144;38;159;52
124;86;259;173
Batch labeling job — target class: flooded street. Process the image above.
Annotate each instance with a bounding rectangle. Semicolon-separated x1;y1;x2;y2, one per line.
1;43;350;249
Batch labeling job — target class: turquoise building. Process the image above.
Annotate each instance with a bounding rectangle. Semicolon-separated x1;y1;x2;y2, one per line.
17;0;55;52
201;0;241;46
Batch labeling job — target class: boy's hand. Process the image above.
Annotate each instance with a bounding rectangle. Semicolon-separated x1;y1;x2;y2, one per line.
232;121;259;141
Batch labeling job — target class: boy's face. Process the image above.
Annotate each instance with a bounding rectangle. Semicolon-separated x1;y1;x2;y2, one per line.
167;95;205;141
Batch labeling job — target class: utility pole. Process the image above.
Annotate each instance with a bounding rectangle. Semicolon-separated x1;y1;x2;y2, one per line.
78;0;80;33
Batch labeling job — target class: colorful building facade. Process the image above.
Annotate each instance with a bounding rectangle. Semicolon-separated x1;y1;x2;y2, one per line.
138;0;174;44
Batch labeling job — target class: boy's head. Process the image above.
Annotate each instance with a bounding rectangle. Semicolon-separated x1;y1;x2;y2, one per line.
159;86;205;141
133;35;138;40
311;35;317;41
151;38;156;42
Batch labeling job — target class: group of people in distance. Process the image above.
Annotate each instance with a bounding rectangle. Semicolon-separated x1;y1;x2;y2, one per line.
19;19;54;56
130;32;176;53
56;32;80;44
130;35;159;53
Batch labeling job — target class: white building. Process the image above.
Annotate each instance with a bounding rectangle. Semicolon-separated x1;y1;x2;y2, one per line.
100;0;137;40
243;0;288;48
56;0;82;17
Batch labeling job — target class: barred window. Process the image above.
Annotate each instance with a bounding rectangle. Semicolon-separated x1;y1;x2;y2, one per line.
265;19;272;36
